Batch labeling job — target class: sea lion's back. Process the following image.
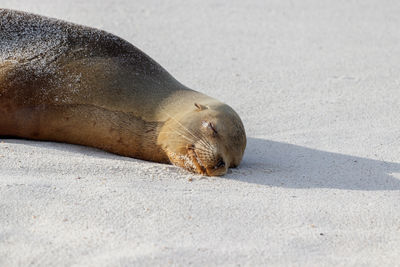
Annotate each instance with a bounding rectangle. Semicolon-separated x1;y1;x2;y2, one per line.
0;9;182;123
0;9;134;63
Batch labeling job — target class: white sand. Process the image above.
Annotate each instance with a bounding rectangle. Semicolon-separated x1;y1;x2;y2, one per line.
1;0;400;266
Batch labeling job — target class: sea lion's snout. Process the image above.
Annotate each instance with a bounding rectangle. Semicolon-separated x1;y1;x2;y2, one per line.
159;103;246;176
205;157;228;176
186;144;227;176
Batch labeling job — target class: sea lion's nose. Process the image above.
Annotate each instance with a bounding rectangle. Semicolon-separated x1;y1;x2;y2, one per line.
215;158;225;169
206;159;228;176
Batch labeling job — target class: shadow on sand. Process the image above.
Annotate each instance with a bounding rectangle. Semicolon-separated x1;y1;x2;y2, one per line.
2;137;400;190
226;137;400;190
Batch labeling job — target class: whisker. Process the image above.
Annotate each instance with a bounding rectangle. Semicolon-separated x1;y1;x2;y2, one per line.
177;128;212;148
171;127;211;150
174;145;210;153
159;130;196;142
159;107;214;150
165;138;211;153
160;108;200;140
193;128;214;150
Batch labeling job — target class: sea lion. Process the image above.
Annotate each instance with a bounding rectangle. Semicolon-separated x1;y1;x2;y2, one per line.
0;9;246;176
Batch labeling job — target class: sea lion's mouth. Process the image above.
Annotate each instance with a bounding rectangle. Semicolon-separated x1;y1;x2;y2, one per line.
187;145;207;175
185;145;227;176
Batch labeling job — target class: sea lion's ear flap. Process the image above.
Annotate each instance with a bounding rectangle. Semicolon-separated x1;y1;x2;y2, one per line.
195;103;208;111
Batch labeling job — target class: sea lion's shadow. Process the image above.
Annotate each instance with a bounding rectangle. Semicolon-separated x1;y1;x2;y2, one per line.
3;137;400;190
226;137;400;190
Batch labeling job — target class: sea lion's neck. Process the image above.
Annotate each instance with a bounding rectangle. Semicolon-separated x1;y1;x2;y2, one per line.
133;120;170;163
99;112;169;163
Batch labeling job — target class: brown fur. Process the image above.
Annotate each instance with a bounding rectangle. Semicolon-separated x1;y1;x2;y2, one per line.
0;9;246;176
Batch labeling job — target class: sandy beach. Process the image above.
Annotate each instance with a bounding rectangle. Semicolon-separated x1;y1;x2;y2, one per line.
1;0;400;266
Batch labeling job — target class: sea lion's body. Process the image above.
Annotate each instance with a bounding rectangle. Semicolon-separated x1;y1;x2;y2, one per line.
0;9;246;176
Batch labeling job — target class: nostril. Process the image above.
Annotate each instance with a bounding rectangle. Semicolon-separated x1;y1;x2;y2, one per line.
215;158;225;169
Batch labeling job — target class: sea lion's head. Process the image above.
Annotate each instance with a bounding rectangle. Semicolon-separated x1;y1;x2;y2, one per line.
159;103;246;176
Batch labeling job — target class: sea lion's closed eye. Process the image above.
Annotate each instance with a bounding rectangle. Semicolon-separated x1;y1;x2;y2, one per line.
202;121;218;135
